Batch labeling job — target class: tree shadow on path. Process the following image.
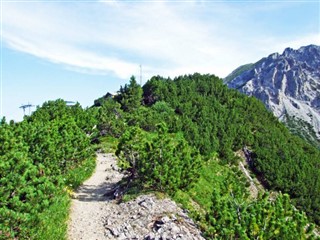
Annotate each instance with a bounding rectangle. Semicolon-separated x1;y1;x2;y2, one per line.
72;153;124;202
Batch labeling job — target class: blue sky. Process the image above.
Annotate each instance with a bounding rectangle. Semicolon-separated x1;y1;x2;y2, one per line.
1;0;319;121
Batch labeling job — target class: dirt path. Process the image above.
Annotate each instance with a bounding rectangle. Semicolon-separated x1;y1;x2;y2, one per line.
67;153;205;239
67;153;123;240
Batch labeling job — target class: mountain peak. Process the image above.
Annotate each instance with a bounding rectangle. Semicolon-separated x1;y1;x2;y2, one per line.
283;47;294;57
226;45;320;146
268;52;280;60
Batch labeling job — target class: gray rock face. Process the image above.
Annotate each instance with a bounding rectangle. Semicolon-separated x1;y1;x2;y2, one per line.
226;45;320;139
103;194;205;240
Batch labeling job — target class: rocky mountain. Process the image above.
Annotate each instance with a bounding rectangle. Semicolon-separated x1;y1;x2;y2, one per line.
225;45;320;147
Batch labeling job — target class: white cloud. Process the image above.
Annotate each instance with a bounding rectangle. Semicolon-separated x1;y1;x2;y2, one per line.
2;1;319;79
3;30;138;78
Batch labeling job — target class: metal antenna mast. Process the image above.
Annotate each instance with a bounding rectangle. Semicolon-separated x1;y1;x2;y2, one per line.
139;64;142;86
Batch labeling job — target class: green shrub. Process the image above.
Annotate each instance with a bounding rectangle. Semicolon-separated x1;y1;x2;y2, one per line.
116;123;202;194
0;99;95;239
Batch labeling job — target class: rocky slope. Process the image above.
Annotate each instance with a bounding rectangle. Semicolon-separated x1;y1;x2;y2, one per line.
225;45;320;146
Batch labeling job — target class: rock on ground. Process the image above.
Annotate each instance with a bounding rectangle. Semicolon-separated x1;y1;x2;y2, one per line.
103;194;205;240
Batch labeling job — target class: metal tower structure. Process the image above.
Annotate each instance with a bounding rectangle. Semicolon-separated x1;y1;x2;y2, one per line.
20;103;34;116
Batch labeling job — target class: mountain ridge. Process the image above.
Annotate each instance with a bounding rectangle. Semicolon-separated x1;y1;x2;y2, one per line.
225;44;320;147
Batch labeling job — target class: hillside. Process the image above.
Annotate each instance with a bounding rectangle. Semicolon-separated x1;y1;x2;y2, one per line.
225;45;320;148
92;74;320;238
1;74;320;239
139;74;320;224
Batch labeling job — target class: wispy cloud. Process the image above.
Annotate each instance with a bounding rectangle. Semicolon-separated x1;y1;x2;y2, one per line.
2;1;319;79
4;32;138;78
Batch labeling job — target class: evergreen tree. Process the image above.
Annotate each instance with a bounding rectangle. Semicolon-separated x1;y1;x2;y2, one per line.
117;76;143;112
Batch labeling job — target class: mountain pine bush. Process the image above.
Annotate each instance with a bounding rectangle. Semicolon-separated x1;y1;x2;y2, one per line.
0;100;95;239
116;123;202;193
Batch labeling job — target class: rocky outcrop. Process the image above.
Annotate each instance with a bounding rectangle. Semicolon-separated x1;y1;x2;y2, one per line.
103;194;205;240
225;45;320;142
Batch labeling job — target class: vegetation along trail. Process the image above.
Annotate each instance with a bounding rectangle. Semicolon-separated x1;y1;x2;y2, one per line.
67;153;123;240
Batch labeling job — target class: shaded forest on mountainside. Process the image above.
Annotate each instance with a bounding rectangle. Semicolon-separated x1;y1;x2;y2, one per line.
140;74;320;224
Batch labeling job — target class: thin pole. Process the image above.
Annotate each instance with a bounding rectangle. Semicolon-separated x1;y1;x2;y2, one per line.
139;64;142;86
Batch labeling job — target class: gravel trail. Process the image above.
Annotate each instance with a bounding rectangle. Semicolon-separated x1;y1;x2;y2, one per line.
67;153;123;240
67;153;204;240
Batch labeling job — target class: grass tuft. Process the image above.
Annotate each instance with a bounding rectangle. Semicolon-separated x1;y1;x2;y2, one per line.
30;193;70;240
